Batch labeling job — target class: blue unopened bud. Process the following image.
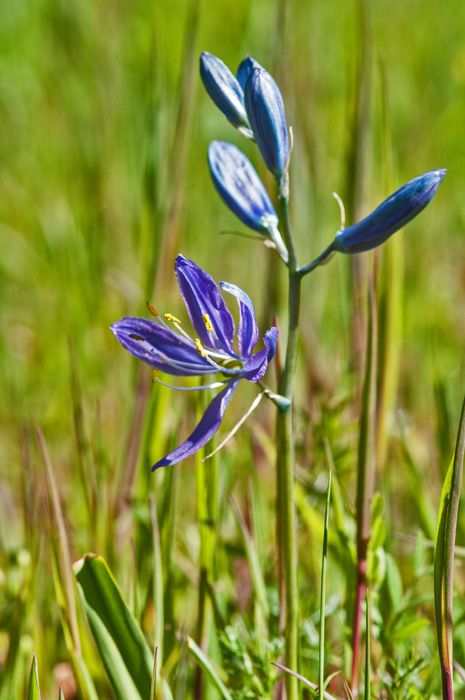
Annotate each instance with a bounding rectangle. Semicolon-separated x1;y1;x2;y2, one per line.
236;55;262;90
334;169;447;254
200;52;252;137
208;141;288;261
244;68;289;180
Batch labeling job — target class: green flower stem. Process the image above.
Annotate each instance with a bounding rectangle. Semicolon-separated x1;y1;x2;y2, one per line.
298;241;337;277
276;191;301;700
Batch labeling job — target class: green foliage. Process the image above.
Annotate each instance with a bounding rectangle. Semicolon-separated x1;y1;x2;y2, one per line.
217;625;283;700
74;554;154;700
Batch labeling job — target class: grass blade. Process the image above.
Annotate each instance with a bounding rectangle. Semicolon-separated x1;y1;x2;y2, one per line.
318;468;332;699
74;554;153;700
185;635;233;700
434;393;465;699
27;655;40;700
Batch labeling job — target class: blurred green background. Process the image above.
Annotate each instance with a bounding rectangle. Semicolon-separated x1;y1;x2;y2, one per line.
2;0;465;696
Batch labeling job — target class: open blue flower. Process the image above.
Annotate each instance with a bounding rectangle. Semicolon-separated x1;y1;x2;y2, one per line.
111;255;278;470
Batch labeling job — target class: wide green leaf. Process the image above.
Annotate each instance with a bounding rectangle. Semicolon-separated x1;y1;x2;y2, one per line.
74;554;153;700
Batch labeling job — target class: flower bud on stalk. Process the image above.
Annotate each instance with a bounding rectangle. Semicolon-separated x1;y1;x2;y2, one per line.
200;52;253;138
244;68;290;187
236;55;263;89
334;169;447;253
208;141;288;262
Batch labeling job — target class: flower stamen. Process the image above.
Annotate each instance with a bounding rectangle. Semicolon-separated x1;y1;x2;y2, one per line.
164;313;181;324
195;338;206;357
147;302;160;317
203;314;214;332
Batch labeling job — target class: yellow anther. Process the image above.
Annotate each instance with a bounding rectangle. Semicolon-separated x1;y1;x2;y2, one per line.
195;338;206;357
164;313;181;324
202;314;214;333
147;302;159;317
151;369;159;382
129;334;144;341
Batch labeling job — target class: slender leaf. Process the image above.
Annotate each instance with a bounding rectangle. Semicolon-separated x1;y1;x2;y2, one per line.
27;655;40;700
74;554;153;700
185;636;233;700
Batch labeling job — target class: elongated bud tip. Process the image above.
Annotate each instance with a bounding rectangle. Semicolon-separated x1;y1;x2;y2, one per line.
236;55;263;89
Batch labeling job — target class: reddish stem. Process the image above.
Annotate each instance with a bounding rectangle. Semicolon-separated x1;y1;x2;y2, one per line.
351;554;367;691
442;667;454;700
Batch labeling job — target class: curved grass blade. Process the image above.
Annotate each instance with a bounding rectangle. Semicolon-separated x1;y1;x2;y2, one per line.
74;554;153;700
185;635;233;700
434;393;465;700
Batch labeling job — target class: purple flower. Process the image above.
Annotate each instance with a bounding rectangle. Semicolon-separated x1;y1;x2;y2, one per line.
200;52;252;137
334;169;447;253
111;255;278;470
244;68;289;178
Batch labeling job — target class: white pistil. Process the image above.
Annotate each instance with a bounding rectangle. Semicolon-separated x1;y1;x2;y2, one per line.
202;391;265;462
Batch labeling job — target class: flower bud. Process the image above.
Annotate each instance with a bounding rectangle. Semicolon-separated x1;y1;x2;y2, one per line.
334;169;447;254
200;52;251;135
236;55;262;89
244;68;289;178
208;141;288;260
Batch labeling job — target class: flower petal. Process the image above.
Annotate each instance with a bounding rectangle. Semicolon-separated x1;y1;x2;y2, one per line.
220;281;259;358
152;378;240;470
175;255;237;357
244;68;289;177
208;141;279;234
111;317;214;376
200;52;250;131
334;169;447;254
241;327;279;383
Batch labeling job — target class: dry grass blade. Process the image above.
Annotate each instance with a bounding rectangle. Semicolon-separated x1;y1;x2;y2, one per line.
36;426;81;655
271;661;339;700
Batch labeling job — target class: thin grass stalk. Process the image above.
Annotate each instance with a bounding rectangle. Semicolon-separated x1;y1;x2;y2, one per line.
346;0;372;371
68;338;95;533
37;427;81;655
154;0;202;296
149;495;164;663
194;401;218;700
162;463;179;661
375;56;403;471
434;393;465;700
318;469;332;699
276;194;301;700
351;277;377;691
117;0;202;514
